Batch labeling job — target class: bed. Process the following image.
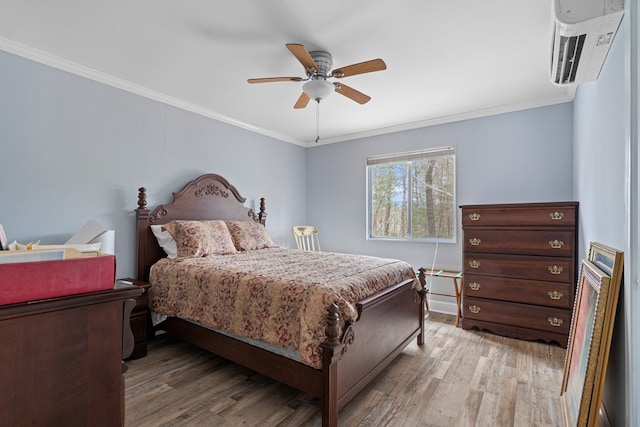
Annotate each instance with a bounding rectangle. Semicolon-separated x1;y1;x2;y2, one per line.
135;173;426;427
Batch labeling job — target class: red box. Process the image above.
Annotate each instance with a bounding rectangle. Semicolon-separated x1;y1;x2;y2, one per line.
0;255;116;305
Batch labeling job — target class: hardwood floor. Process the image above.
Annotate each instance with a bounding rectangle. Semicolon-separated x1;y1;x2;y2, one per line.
124;313;566;426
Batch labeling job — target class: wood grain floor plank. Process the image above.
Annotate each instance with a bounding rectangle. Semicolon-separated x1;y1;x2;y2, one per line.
125;313;566;426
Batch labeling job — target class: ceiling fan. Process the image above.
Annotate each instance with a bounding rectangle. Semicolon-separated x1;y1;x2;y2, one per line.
247;43;387;109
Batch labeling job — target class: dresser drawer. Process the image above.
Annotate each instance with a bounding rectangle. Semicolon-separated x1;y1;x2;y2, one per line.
461;203;577;227
463;229;575;257
463;296;571;335
463;274;574;309
463;253;574;283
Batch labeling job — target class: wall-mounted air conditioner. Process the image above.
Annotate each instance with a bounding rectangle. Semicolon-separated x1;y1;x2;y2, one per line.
550;0;624;85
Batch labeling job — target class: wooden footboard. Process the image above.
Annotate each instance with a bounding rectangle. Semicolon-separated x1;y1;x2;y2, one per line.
321;278;423;426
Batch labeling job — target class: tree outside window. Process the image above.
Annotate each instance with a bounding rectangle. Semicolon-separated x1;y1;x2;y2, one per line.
367;147;456;242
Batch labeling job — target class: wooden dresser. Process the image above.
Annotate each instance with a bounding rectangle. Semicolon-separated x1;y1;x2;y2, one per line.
459;201;578;347
0;285;142;427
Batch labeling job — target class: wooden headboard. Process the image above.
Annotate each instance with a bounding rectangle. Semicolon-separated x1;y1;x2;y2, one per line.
135;173;266;282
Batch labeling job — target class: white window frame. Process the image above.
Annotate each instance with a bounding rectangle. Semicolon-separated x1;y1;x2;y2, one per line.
366;146;456;243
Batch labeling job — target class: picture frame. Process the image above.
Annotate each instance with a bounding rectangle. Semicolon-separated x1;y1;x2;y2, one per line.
587;242;624;426
561;260;610;426
588;242;624;283
560;242;624;427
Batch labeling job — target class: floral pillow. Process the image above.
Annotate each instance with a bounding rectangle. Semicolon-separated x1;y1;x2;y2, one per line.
225;220;276;251
163;220;237;257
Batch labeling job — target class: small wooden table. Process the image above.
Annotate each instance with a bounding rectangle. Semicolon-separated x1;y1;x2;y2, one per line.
418;268;464;327
118;278;152;359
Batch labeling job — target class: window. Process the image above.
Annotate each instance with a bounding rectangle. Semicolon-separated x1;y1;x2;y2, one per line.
367;147;456;242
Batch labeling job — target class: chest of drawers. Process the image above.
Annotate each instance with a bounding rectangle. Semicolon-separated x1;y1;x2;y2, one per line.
459;201;578;347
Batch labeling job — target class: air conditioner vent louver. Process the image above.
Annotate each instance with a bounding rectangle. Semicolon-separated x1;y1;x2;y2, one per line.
552;34;586;85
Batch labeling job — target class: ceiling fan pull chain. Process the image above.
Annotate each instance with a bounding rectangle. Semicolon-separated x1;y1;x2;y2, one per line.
315;100;320;143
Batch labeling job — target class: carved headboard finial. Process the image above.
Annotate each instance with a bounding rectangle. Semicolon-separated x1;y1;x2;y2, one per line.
137;187;147;209
259;197;267;225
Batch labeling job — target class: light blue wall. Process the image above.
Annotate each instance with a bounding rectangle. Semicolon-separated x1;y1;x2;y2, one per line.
306;104;574;273
0;50;307;279
573;40;627;260
573;12;635;426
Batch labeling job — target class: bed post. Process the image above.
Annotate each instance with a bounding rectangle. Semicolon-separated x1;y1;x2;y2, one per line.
320;302;343;427
136;187;150;281
258;197;267;225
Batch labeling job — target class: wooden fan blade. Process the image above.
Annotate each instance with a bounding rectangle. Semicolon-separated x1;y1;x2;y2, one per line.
332;58;387;78
294;92;310;109
247;77;303;84
286;43;318;72
334;83;371;104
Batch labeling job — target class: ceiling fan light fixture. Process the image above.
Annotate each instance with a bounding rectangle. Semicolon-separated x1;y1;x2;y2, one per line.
303;79;334;102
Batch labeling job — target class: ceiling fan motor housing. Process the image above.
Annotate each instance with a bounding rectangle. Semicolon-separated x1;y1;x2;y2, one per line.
308;51;333;77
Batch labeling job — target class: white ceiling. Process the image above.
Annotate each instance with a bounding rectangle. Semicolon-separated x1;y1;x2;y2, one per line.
0;0;575;146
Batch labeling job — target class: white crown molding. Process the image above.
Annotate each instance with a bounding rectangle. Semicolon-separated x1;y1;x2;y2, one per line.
307;93;576;147
0;37;307;147
1;37;575;150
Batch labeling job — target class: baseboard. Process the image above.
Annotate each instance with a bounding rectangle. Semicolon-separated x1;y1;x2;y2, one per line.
426;298;457;316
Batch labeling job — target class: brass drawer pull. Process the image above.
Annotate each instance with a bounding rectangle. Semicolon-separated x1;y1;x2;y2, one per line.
548;240;564;249
468;305;481;314
469;213;481;221
548;290;564;300
468;238;482;246
468;282;481;291
548;317;563;327
469;260;480;269
548;265;563;275
549;211;565;220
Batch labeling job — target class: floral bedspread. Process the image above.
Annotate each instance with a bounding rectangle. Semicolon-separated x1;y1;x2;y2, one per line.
149;247;418;368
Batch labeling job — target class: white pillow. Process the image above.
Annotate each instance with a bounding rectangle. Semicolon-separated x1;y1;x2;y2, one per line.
150;224;178;259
